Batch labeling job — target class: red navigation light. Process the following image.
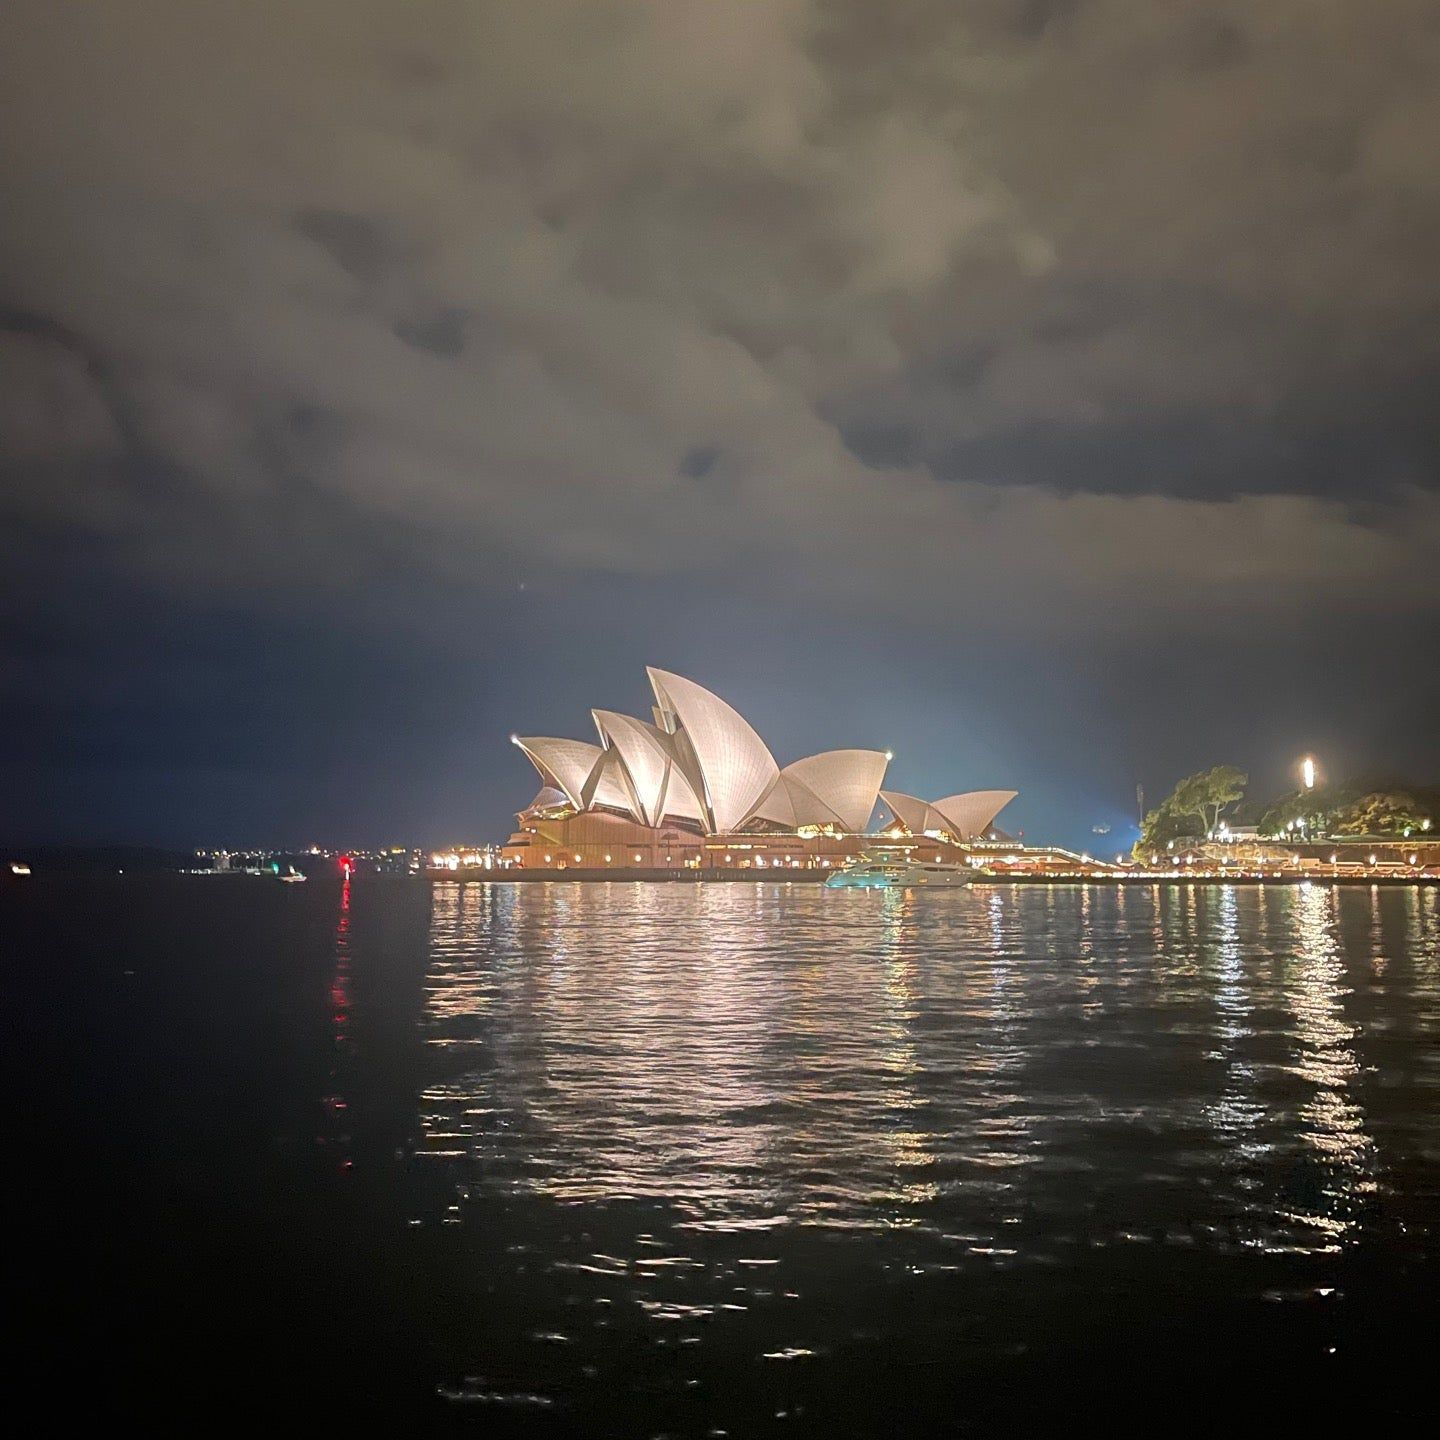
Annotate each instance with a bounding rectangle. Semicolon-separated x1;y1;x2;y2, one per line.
339;854;353;874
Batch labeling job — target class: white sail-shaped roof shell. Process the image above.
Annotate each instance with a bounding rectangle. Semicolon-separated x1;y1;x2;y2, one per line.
521;785;573;815
931;790;1018;839
880;789;1017;838
513;737;640;820
657;769;706;825
584;747;640;816
777;750;888;834
647;668;779;834
747;776;798;829
879;790;946;835
592;710;672;826
586;709;708;826
513;737;607;811
515;673;1008;841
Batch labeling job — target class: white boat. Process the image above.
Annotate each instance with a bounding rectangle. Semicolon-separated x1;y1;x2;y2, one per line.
824;855;972;890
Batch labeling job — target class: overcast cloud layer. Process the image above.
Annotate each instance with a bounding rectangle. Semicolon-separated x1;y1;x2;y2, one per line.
3;1;1438;843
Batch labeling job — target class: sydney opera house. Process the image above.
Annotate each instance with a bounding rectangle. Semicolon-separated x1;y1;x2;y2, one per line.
500;667;1016;871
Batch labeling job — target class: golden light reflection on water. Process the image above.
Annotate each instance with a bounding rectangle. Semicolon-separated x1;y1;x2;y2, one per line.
1278;885;1377;1247
422;883;1016;1228
1202;885;1268;1164
414;880;1433;1257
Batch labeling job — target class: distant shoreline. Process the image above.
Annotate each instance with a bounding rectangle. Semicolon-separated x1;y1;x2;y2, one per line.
5;866;1433;889
427;868;1438;887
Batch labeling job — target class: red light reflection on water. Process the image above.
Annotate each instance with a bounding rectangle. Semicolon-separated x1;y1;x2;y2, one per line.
331;872;351;1027
322;873;353;1169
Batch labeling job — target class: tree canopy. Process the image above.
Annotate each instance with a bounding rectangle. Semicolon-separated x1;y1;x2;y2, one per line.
1137;769;1435;856
1257;783;1435;838
1136;765;1248;857
1172;765;1248;834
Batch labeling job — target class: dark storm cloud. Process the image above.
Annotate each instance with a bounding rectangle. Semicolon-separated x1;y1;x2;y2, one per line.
4;0;1439;615
393;308;468;359
294;209;408;286
1;1;1437;840
678;445;722;481
0;305;138;458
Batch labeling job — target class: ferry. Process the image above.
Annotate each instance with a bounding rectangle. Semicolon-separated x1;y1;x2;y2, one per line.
824;854;973;890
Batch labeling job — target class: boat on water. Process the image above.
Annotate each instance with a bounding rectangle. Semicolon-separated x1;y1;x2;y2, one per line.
276;868;307;883
824;854;973;890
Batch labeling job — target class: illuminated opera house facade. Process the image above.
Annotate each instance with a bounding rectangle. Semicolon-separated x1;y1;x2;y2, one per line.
500;667;1017;871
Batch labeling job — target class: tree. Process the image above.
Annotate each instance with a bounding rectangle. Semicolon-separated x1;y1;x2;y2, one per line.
1257;782;1436;838
1135;798;1199;857
1169;765;1247;835
1257;785;1333;838
1136;767;1248;857
1332;791;1430;836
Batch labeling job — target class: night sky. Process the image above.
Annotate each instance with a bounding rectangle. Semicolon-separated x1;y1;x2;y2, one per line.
3;2;1438;851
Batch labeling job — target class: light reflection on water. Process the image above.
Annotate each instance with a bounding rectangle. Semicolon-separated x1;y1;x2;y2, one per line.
417;883;1437;1245
404;880;1440;1426
1285;885;1376;1243
16;872;1440;1430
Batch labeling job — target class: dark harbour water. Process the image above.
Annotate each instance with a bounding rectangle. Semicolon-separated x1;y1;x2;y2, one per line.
5;877;1440;1433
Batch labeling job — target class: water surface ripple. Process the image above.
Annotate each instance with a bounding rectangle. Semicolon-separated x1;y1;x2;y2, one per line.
401;881;1440;1432
9;877;1440;1432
